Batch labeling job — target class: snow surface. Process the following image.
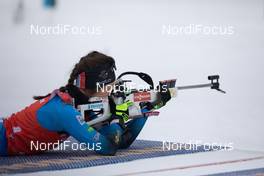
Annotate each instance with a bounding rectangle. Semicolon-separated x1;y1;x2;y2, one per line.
14;149;264;176
0;0;264;175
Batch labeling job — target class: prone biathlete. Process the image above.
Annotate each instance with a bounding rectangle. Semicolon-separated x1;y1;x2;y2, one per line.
0;51;170;156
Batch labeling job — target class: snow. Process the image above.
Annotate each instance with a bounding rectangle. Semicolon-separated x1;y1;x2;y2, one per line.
0;0;264;175
15;149;264;176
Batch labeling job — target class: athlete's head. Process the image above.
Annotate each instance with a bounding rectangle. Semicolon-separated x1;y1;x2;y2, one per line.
33;51;116;102
67;51;116;97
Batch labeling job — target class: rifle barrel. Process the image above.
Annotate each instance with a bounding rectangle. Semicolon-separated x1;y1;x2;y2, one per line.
177;83;212;90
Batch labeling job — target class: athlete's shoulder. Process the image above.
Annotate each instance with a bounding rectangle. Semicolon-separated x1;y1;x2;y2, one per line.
37;89;76;117
49;89;73;104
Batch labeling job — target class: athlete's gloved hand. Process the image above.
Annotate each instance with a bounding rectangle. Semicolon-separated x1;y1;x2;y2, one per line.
152;87;171;110
109;97;134;125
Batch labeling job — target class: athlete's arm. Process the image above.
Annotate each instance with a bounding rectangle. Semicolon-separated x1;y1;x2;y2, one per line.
37;96;118;155
118;88;172;149
118;108;149;149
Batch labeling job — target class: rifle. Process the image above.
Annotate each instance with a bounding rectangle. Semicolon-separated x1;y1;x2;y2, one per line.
77;74;225;127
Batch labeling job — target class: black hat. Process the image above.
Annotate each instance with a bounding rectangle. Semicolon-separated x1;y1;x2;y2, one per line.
74;60;116;89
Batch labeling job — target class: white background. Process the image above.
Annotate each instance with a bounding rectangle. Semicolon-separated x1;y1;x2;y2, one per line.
0;0;263;152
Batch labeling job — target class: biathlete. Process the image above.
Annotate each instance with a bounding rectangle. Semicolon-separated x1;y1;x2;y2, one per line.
0;51;170;156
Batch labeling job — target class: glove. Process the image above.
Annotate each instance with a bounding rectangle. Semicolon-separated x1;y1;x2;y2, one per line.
115;100;134;122
153;87;171;110
109;97;134;124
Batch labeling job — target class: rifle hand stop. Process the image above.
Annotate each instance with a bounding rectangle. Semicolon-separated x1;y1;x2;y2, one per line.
208;75;226;94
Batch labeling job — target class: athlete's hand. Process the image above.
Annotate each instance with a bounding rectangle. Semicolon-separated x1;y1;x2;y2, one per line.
153;87;171;109
109;97;134;124
115;100;134;122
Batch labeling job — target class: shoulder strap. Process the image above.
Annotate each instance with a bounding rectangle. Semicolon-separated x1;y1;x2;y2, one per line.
117;71;154;90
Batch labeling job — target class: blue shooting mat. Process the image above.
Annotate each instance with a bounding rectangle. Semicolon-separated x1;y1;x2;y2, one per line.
0;138;220;174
